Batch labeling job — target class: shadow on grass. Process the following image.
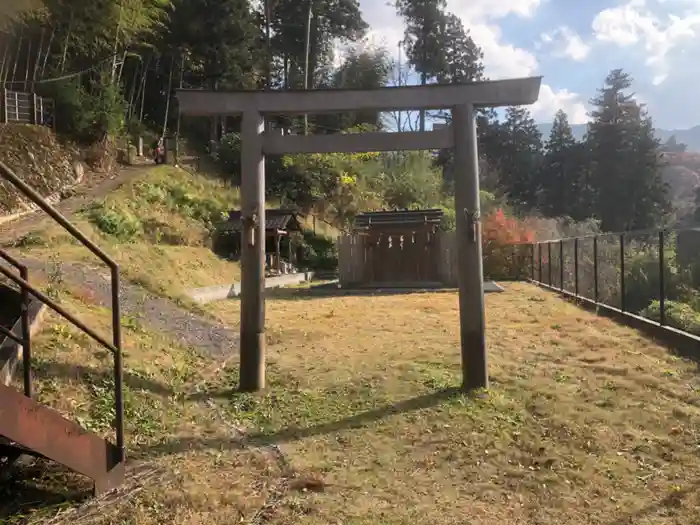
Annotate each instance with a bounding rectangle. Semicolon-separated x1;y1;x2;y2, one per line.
256;283;463;302
606;479;700;525
32;361;174;397
0;459;91;522
140;387;464;458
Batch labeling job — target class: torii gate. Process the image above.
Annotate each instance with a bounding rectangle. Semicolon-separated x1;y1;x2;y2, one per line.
176;77;542;392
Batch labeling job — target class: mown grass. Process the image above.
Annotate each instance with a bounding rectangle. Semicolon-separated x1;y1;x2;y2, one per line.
4;166;242;303
5;278;700;524
199;283;700;525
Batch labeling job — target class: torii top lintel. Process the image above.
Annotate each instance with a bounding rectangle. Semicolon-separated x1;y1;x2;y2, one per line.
176;76;543;116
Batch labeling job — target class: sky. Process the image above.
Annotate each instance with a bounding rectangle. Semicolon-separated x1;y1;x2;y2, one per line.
356;0;700;129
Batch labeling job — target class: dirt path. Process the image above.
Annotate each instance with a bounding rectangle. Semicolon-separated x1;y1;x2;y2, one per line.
0;163;152;244
0;160;240;358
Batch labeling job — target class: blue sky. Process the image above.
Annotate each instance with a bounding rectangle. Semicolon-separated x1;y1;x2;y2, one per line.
356;0;700;130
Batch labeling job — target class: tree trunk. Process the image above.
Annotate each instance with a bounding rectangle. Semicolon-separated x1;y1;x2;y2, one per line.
111;1;123;85
162;54;175;137
11;25;23;87
0;33;9;88
264;0;272;89
39;25;55;80
30;26;45;89
136;55;151;122
23;33;32;90
126;59;141;120
303;0;313;134
59;17;73;73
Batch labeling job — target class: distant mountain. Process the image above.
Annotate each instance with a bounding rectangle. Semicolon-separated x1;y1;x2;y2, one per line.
536;123;700;153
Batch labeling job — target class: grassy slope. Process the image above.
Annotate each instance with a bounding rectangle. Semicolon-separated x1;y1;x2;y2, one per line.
4;279;700;523
8;166;242;302
4;167;700;524
202;284;700;525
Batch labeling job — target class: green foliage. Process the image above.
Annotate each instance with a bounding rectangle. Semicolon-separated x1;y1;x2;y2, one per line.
84;167;236;243
586;69;670;231
46;75;125;145
642;300;700;336
299;231;338;272
623;247;683;313
86;202;143;241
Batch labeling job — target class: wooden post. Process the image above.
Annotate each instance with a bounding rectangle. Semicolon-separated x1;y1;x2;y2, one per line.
31;93;37;124
452;104;488;391
239;110;266;392
288;235;293;269
275;231;281;274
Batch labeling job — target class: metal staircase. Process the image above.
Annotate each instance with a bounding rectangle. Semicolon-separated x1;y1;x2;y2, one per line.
0;161;125;496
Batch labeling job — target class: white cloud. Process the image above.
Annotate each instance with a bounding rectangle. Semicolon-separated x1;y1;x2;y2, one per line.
356;0;589;124
540;26;591;61
592;0;700;85
531;84;589;124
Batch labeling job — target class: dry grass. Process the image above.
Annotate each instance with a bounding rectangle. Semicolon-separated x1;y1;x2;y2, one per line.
4;166;242;302
201;283;700;525
5;283;700;524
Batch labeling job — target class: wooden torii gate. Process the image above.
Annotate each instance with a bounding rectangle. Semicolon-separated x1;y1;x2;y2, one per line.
176;77;542;392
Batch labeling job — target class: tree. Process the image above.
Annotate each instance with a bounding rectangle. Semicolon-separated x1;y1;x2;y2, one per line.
661;135;688;153
315;47;391;132
395;0;446;131
539;109;590;219
493;106;543;210
586;69;670;231
434;13;483;84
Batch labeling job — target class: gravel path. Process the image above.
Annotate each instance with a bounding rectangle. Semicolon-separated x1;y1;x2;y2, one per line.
21;258;239;359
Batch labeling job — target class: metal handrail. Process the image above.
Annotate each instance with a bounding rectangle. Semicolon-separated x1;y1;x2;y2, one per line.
0;161;124;462
0;250;32;398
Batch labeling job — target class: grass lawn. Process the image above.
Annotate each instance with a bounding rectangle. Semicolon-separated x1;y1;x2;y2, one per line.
5;282;700;524
3;166;243;304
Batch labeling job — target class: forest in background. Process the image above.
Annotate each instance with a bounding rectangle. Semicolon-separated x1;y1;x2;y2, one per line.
2;0;699;232
2;0;700;334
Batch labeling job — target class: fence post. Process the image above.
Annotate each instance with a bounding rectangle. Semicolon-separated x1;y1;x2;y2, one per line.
559;240;564;291
548;242;552;286
574;238;579;297
593;236;599;303
14;91;19;121
659;230;665;326
31;93;38;124
620;234;625;312
538;243;542;283
531;243;535;281
1;89;5;123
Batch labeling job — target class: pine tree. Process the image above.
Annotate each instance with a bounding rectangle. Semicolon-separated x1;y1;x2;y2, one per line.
586;69;670;231
539;109;589;218
395;0;447;131
494;106;543;210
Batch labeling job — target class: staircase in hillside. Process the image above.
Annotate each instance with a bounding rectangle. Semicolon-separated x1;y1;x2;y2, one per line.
0;161;126;496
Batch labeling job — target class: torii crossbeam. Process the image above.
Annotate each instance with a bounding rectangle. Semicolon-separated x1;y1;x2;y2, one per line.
176;77;542;392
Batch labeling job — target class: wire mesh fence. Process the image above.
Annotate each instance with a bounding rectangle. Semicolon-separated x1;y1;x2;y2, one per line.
531;227;700;337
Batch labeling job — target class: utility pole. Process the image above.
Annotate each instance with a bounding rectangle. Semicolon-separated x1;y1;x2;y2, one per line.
303;0;313;135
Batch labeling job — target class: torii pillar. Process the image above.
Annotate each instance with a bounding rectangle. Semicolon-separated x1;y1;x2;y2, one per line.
176;77;542;392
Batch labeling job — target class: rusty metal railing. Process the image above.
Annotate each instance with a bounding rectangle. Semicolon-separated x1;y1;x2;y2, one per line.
0;249;31;398
0;161;124;463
